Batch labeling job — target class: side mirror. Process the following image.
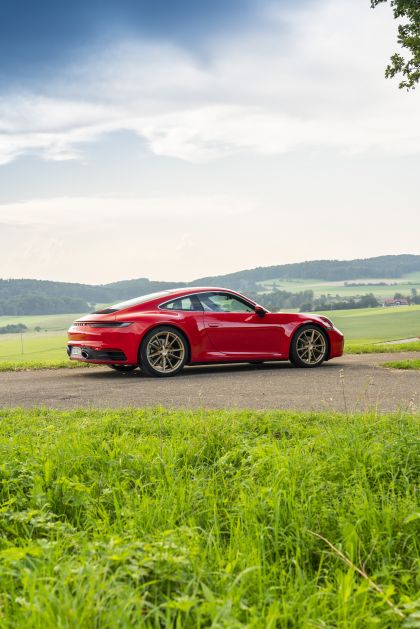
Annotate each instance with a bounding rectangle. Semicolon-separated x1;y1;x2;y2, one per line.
255;306;266;318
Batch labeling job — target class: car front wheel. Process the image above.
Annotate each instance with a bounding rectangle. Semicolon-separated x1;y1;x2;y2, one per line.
290;325;328;368
140;327;188;377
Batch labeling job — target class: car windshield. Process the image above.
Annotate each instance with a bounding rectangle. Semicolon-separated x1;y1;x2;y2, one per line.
92;290;174;313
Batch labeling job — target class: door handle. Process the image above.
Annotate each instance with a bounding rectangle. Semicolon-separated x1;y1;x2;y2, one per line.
208;323;220;328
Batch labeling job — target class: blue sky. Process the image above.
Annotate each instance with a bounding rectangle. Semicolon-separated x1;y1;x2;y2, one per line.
0;0;258;82
0;0;419;282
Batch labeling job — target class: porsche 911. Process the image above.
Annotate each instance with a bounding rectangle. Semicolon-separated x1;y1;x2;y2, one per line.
67;287;344;376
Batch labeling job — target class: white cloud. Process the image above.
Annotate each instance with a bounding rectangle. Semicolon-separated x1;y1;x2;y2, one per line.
0;96;124;164
0;191;418;283
0;196;262;282
0;0;419;166
0;195;253;225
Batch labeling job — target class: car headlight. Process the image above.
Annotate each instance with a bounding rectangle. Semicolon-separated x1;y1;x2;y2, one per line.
318;316;334;329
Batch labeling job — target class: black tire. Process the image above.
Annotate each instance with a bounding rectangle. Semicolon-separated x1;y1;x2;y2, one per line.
109;365;138;372
290;324;328;368
140;326;188;377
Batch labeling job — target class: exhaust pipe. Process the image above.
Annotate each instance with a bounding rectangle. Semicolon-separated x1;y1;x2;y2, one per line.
81;349;91;359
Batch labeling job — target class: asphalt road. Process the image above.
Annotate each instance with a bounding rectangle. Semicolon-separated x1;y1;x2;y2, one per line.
0;352;419;413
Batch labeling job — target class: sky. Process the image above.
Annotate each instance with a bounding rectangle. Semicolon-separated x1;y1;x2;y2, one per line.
0;0;419;284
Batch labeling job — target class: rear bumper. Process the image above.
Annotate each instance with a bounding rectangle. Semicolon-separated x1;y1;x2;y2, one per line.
328;328;345;358
67;345;128;363
68;325;139;364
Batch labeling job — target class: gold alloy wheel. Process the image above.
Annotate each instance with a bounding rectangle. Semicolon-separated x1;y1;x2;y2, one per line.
146;331;185;374
295;328;326;365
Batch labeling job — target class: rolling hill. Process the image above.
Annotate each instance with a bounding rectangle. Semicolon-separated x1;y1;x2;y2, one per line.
1;254;420;315
191;254;420;288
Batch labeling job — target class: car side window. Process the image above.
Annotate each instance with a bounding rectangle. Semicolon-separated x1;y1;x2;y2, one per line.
199;293;255;313
160;296;202;311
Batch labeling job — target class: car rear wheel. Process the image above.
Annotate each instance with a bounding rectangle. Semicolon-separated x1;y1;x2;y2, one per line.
140;327;188;377
290;325;328;368
109;365;138;372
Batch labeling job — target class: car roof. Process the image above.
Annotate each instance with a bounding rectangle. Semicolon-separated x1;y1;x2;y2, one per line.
150;286;244;303
163;286;234;295
106;286;249;313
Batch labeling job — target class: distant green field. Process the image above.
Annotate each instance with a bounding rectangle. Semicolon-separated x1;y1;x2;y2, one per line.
0;312;82;332
0;408;418;627
0;332;67;362
316;304;420;345
258;270;420;299
0;313;80;364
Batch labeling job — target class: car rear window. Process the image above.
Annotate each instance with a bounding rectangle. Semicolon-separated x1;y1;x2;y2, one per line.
160;296;203;311
92;290;174;313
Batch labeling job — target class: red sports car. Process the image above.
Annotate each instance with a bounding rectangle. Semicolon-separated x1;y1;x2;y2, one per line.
67;287;344;376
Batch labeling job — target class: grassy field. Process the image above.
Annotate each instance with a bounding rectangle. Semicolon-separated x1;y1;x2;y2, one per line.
257;271;420;298
317;305;420;345
0;305;419;368
346;340;420;354
383;359;420;370
0;313;80;365
0;313;83;332
0;332;67;362
0;408;418;628
0;313;79;366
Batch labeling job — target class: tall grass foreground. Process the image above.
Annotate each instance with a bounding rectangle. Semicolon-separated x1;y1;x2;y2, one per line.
0;408;419;627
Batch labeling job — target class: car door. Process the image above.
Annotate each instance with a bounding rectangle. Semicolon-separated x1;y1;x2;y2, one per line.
157;294;209;357
199;292;285;357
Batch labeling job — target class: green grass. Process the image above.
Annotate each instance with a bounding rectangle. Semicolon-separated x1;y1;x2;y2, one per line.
0;360;96;372
0;332;67;362
346;340;420;354
382;359;420;370
0;313;83;332
316;305;420;344
0;408;419;628
0;331;98;370
0;312;81;367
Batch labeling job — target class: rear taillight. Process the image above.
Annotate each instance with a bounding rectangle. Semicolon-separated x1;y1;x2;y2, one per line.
74;322;133;328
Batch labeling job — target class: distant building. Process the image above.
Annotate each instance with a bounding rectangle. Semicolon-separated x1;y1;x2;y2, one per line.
383;298;409;307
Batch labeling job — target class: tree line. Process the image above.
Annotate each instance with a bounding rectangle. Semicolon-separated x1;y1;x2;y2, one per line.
249;290;381;312
251;290;420;312
0;295;90;316
193;255;420;288
1;255;420;316
0;323;27;334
